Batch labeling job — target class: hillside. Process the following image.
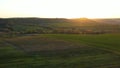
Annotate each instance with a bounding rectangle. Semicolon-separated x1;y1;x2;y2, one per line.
0;18;120;68
93;18;120;24
1;34;120;68
0;18;120;34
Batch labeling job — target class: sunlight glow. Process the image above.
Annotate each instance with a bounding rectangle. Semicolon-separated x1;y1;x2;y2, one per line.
0;0;120;18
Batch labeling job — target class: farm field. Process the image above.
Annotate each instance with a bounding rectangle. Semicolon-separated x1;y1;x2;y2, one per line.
0;34;120;68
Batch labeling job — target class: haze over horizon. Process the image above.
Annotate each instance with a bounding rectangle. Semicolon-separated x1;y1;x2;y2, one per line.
0;0;120;18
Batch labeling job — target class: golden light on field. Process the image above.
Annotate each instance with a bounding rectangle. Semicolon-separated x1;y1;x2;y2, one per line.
0;0;120;18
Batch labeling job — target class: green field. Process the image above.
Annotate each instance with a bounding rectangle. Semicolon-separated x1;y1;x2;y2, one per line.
0;34;120;68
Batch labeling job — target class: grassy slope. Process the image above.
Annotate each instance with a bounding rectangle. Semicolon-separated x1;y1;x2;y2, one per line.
0;34;120;68
43;34;120;53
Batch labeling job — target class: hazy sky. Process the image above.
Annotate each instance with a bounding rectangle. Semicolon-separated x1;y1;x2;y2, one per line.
0;0;120;18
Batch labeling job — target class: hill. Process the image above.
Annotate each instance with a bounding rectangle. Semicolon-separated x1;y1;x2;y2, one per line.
0;18;120;34
0;18;120;68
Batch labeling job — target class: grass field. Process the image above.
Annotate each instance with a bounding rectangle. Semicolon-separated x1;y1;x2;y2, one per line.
0;34;120;68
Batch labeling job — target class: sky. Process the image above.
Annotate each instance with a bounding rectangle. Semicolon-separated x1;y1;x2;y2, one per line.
0;0;120;18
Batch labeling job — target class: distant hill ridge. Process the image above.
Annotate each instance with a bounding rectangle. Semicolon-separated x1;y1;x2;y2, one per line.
0;18;120;34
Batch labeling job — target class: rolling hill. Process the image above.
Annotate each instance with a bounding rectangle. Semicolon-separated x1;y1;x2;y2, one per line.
0;18;120;34
0;18;120;68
